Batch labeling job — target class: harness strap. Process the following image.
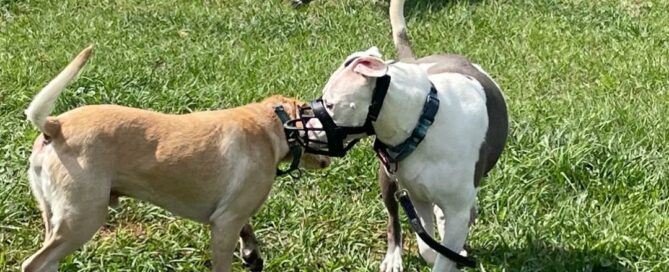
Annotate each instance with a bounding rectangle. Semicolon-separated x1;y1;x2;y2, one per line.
274;105;303;177
374;83;439;163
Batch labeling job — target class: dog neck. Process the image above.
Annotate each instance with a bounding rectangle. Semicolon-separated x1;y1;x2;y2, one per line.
373;63;433;146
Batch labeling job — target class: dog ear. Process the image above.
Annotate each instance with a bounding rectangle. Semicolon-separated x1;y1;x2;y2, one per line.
351;56;388;78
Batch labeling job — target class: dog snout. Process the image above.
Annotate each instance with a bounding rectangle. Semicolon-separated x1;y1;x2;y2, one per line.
319;157;331;168
300;153;331;170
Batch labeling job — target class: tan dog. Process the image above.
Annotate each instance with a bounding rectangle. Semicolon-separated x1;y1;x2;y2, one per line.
22;46;330;272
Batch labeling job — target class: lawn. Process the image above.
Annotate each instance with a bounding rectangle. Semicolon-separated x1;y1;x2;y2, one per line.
1;0;668;271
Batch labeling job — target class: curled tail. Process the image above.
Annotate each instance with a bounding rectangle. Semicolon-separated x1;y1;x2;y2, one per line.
25;45;93;136
389;0;415;60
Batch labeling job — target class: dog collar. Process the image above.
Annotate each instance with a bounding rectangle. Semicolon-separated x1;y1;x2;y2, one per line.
274;105;303;177
374;83;440;163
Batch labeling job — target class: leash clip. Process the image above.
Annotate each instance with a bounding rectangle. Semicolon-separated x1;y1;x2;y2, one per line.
289;168;303;179
394;188;409;202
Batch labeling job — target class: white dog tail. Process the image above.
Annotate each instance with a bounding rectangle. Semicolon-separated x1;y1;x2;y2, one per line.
25;45;93;136
389;0;415;60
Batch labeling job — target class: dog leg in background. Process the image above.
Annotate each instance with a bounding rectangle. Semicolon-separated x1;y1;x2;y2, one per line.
239;223;263;272
378;166;403;272
22;169;111;272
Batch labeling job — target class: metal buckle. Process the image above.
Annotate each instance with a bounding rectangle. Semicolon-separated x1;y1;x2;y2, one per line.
394;188;408;202
289;168;303;179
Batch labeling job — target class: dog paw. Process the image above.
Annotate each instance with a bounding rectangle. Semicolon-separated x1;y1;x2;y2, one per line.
379;247;402;272
242;250;264;272
459;249;468;257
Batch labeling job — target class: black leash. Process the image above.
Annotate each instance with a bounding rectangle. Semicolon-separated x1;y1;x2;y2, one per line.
395;189;477;268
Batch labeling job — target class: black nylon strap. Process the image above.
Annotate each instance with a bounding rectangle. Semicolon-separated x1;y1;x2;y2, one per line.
367;75;391;121
364;75;391;133
274;105;303;177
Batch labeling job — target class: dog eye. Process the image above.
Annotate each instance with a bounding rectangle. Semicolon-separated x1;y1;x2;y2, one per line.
325;102;334;110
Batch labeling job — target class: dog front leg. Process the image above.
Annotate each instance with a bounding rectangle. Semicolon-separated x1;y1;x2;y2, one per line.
210;212;246;272
378;166;403;272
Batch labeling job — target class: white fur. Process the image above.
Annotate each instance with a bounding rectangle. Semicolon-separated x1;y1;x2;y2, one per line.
317;47;490;272
385;63;486;272
380;245;403;272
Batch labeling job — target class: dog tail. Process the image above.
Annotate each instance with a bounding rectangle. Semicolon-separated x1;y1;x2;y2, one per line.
389;0;415;60
25;45;93;136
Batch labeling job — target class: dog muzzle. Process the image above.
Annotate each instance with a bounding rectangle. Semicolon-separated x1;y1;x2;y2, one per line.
283;75;391;157
283;98;369;157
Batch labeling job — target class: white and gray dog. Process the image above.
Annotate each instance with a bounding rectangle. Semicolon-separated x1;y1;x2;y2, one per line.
302;0;509;271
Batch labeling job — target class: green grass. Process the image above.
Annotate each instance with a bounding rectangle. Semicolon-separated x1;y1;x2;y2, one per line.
1;0;668;271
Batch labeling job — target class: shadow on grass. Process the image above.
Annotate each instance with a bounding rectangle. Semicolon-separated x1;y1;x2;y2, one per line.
471;242;627;271
398;240;627;271
294;0;483;15
368;0;484;18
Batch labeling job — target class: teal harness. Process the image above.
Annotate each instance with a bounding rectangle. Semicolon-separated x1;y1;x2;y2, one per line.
274;105;303;177
374;84;440;165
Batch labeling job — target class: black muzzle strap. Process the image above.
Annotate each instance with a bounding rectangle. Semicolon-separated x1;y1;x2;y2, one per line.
363;75;391;133
274;105;303;177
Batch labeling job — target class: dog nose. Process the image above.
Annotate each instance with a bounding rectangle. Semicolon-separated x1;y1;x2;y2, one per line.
320;158;331;168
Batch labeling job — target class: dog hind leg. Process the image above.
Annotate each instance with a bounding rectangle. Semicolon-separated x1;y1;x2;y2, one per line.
432;189;476;272
22;172;110;272
28;164;54;243
434;205;471;257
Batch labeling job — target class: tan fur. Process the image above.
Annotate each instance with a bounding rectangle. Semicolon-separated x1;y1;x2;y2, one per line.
22;47;330;272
